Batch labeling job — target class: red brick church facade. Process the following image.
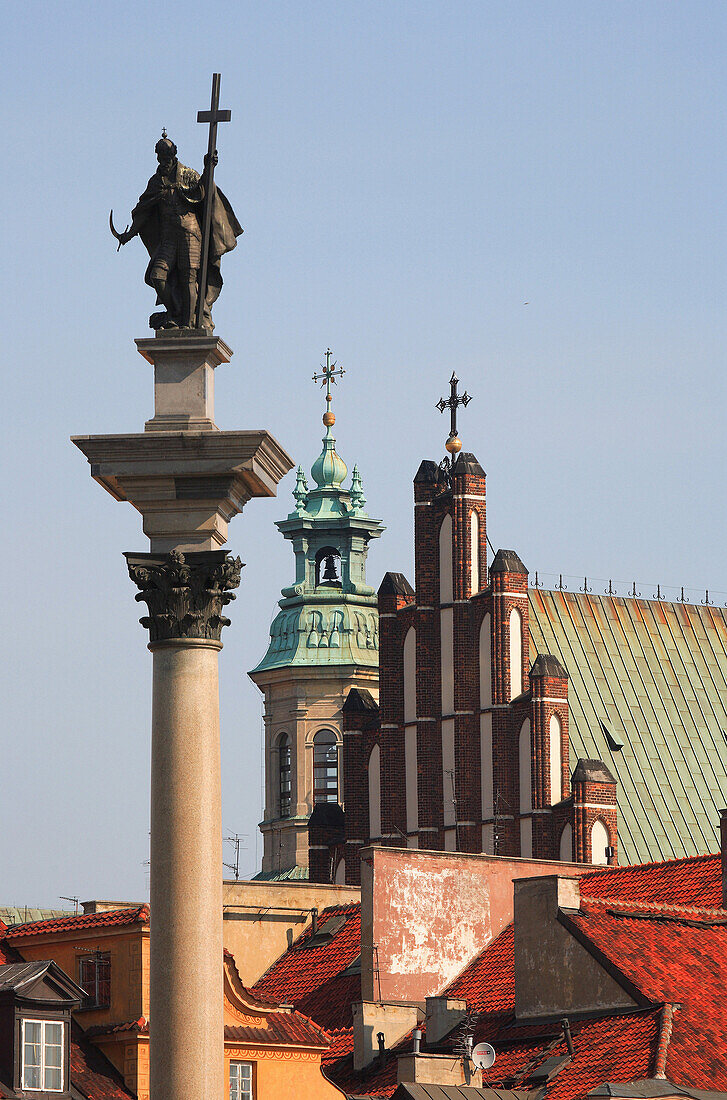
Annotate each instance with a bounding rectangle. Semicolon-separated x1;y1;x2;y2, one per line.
309;450;618;884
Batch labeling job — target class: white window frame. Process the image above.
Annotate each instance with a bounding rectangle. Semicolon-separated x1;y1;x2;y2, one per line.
21;1018;65;1092
229;1060;253;1100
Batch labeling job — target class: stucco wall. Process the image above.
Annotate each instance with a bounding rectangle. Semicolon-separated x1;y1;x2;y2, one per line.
361;846;592;1002
223;879;360;986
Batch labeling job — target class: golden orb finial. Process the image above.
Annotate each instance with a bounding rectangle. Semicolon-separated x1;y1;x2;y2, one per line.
323;410;336;427
445;435;462;455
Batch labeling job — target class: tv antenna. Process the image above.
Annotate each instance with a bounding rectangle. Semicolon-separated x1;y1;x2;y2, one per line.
224;833;247;880
59;896;79;915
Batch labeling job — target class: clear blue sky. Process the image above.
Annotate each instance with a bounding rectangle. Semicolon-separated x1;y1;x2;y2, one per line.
3;1;727;902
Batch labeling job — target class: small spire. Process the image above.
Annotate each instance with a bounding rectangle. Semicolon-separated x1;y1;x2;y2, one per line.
312;348;346;431
350;465;366;512
292;466;309;514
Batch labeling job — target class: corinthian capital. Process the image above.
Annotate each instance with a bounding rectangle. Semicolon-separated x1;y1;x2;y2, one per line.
125;549;243;644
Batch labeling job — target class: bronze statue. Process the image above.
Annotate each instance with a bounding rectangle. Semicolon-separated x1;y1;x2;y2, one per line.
111;130;241;333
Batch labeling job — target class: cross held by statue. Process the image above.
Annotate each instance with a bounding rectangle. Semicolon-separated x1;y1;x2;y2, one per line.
436;371;472;451
195;73;232;329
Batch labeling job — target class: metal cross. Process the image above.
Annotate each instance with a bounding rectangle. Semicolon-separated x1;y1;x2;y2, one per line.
195;73;232;328
312;349;346;402
436;372;471;443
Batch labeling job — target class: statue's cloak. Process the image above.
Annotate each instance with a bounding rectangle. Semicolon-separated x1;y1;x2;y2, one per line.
133;161;243;310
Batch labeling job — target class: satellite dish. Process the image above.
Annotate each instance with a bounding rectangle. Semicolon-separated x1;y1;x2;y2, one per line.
471;1042;496;1070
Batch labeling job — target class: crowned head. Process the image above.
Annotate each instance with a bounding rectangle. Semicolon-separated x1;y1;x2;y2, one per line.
155;130;178;172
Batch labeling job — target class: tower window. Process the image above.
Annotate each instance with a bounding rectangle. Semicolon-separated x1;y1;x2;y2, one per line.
315;546;342;587
313;729;339;803
278;734;291;818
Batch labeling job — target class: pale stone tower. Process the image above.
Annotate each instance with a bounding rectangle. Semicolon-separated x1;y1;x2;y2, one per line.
250;353;383;878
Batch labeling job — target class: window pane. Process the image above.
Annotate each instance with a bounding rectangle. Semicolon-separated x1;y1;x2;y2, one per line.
24;1063;41;1090
45;1065;62;1091
45;1043;62;1069
25;1021;42;1046
23;1020;42;1090
45;1022;62;1047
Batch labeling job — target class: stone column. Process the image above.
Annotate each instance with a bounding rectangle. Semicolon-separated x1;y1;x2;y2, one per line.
126;548;242;1100
74;333;293;1100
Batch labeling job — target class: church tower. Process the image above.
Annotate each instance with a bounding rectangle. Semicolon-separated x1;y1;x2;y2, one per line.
249;353;384;878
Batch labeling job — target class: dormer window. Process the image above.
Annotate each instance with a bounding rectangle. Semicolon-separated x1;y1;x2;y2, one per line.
315;547;342;587
22;1019;64;1091
0;958;84;1099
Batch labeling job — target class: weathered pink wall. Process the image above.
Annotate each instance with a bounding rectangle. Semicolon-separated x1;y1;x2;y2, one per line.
360;846;591;1002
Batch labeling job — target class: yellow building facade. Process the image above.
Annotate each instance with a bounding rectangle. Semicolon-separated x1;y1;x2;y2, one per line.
5;904;342;1100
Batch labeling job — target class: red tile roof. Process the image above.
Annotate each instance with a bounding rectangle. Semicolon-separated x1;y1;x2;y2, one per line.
565;896;727;1087
579;852;723;908
5;905;149;937
251;853;727;1098
70;1020;136;1100
445;922;514;1015
84;1018;149;1038
251;903;361;1032
225;1008;330;1049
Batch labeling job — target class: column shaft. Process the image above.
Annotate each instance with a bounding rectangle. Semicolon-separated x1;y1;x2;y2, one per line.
149;638;223;1100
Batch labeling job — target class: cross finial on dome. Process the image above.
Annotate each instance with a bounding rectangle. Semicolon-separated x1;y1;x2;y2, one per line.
312;349;346;429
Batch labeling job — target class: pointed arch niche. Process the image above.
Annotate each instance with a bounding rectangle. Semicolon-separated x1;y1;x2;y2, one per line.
439;513;453;604
509;609;522;700
591;819;609;865
470;510;480;594
368;744;382;840
549;714;563;805
403;627;418;837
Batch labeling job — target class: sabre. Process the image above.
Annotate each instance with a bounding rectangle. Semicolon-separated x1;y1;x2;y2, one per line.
109;209;129;251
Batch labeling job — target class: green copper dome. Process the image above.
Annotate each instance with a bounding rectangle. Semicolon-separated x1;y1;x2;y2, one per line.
251;433;383;674
310;426;348;489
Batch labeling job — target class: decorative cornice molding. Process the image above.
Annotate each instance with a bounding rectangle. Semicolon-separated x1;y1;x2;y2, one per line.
125;549;243;643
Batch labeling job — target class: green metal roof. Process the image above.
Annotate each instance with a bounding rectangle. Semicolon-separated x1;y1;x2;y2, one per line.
0;907;74;927
251;866;310;882
528;590;727;864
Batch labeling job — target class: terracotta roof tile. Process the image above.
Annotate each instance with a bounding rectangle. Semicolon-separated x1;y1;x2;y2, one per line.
226;1008;330;1049
69;1020;135;1100
84;1018;149;1038
565;897;727;1086
579;852;722;908
5;905;149;937
251;903;361;1032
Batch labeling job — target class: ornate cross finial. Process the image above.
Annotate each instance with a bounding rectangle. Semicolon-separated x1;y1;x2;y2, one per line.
312;349;346;428
436;372;471;457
